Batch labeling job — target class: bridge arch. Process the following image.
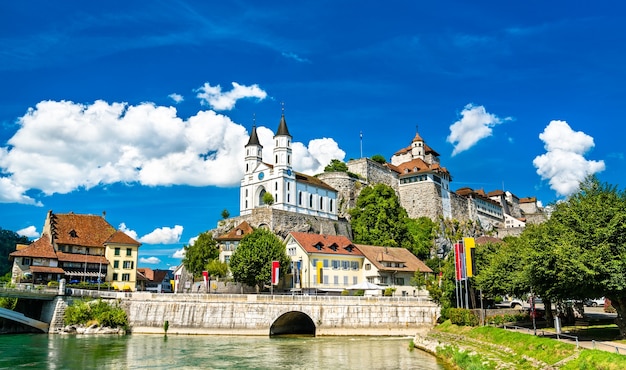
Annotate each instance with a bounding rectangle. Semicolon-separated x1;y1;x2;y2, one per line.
269;311;315;337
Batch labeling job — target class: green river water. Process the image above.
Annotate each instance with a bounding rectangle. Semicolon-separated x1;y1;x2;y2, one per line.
0;334;444;369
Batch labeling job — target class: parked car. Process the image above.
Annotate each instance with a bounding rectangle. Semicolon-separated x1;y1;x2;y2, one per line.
584;297;605;307
495;298;524;309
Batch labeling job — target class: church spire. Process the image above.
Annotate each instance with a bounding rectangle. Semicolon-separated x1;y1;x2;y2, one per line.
276;102;291;137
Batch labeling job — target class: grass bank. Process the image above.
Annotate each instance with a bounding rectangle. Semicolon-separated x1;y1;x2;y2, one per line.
415;321;626;369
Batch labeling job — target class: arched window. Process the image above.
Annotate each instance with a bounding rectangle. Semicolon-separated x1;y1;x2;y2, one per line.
298;192;302;205
330;199;333;212
319;197;323;210
309;194;313;208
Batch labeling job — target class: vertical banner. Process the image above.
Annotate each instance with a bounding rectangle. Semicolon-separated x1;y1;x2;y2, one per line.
463;237;476;277
316;261;323;284
454;242;465;281
202;271;208;292
296;260;301;287
271;261;280;285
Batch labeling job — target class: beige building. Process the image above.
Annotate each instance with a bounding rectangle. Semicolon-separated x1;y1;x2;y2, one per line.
9;210;140;290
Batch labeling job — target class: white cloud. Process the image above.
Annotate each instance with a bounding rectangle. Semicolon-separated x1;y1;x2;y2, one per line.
195;82;267;111
281;51;311;63
118;223;138;241
17;225;39;238
138;225;184;244
447;104;509;156
0;97;347;204
139;256;161;264
173;248;186;259
533;120;605;197
168;93;184;103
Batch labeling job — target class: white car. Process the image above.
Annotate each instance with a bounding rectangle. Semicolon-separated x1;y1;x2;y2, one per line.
584;297;605;307
495;298;524;309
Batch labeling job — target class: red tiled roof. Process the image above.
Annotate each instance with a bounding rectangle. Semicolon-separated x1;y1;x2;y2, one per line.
296;172;337;192
354;244;432;273
519;197;536;204
216;221;254;241
9;235;57;259
396;158;450;177
288;232;363;256
487;190;505;197
56;251;108;264
51;213;117;247
29;265;65;274
106;230;141;246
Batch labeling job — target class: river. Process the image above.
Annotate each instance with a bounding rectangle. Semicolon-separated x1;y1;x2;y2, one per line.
0;334;444;369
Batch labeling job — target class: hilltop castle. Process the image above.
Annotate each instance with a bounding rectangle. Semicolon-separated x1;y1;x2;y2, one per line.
220;111;546;240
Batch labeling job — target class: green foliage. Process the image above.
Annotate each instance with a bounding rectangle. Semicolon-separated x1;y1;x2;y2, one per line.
221;209;230;219
163;320;169;333
324;159;348;172
0;228;29;276
437;345;496;370
370;154;386;164
383;287;396;296
229;228;290;289
182;232;219;277
485;312;529;326
448;308;479;326
262;192;274;206
406;217;435;259
0;297;17;310
0;272;11;283
205;259;229;278
64;299;129;330
349;184;413;249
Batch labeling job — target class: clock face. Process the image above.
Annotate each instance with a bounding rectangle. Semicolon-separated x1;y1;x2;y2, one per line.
286;169;292;176
258;172;264;180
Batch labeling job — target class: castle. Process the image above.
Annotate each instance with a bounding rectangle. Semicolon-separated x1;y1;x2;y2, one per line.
221;110;546;240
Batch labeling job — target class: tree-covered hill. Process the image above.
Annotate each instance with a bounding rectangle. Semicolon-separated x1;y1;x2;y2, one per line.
0;228;29;276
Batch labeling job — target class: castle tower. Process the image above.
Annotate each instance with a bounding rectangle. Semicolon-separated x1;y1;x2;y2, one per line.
244;124;262;174
410;131;425;160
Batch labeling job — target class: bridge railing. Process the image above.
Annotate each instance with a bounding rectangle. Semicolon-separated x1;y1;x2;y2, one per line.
0;282;58;297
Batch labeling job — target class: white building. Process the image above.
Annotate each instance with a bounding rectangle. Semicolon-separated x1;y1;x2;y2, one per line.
240;112;338;220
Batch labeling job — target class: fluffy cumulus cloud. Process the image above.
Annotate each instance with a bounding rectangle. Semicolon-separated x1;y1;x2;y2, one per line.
0;83;346;205
17;225;40;238
118;223;138;241
172;248;186;259
168;93;184;104
533;120;605;197
195;82;267;111
139;256;161;264
137;225;184;244
447;104;510;156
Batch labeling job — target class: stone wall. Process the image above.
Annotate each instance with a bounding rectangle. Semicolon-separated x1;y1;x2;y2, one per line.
123;293;439;336
217;208;352;239
347;158;399;192
316;172;366;219
399;182;443;220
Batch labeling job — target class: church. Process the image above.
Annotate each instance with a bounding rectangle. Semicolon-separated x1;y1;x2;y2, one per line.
239;111;338;221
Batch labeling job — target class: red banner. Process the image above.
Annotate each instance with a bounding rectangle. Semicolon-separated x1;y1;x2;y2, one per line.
454;242;465;281
271;261;280;285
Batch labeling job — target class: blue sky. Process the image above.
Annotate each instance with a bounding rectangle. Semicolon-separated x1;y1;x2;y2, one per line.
1;1;623;270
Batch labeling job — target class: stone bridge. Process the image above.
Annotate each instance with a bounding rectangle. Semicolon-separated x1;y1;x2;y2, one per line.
124;292;440;336
0;288;440;336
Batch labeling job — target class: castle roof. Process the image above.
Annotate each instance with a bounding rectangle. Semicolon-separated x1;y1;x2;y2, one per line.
455;188;501;207
354;244;432;273
246;125;262;147
393;141;439;157
395;158;450;177
519;197;536;204
288;232;362;256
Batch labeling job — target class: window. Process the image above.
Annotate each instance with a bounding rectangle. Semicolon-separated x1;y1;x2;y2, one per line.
330;199;333;212
395;278;405;286
365;263;371;270
323;259;329;268
123;261;134;269
343;276;348;285
309;194;313;207
122;273;130;281
333;276;339;285
323;275;329;285
342;261;349;270
126;248;132;256
351;261;359;270
112;273;118;281
224;255;230;264
22;257;31;266
114;248;120;256
298;192;302;205
353;276;358;285
332;260;340;269
319;197;323;210
113;260;119;268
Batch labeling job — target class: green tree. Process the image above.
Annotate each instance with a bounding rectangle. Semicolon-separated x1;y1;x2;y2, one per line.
182;232;219;277
206;259;229;278
229;228;290;289
406;217;435;259
349;184;413;249
371;154;386;164
262;192;274;206
0;228;29;276
324;159;348;172
221;209;230;219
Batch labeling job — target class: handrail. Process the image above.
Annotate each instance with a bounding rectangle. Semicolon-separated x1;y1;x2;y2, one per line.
503;324;579;349
592;340;626;354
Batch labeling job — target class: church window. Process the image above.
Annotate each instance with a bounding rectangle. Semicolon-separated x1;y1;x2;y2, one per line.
309;194;313;208
246;164;249;172
247;149;249;156
287;155;290;164
320;197;324;210
329;199;333;212
275;155;278;163
275;182;278;190
287;194;290;202
287;183;290;191
298;192;302;205
275;139;278;146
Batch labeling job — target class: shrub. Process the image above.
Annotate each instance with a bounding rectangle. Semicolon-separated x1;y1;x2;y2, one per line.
354;290;365;296
64;298;129;330
448;308;479;326
383;287;396;297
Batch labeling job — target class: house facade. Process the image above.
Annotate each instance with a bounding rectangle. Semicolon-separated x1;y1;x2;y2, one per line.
9;211;141;290
215;221;254;264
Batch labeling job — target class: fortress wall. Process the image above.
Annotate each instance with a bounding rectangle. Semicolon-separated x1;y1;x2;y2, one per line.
316;172;365;218
399;182;443;220
347;158;399;192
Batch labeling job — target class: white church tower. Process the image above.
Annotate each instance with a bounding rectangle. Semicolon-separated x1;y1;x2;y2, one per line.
240;108;337;220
